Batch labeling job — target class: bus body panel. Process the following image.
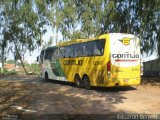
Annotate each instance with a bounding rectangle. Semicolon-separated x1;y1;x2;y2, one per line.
40;33;141;87
42;59;67;81
58;34;110;86
41;47;67;81
109;33;141;86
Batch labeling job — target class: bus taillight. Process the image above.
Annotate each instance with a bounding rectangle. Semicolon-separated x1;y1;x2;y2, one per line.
107;61;111;78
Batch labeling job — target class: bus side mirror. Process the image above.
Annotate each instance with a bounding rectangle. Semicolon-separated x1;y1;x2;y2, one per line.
37;56;39;62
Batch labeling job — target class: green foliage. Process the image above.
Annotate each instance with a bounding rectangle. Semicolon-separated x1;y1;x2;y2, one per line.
3;68;8;74
0;68;7;75
27;63;41;75
50;0;160;56
3;69;17;75
7;60;15;64
1;0;160;65
1;63;40;75
0;0;51;74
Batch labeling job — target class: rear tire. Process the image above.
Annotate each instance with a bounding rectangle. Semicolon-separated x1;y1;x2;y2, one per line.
74;74;82;88
83;75;91;90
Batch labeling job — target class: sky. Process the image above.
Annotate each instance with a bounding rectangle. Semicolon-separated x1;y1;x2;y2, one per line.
142;51;158;62
7;26;57;63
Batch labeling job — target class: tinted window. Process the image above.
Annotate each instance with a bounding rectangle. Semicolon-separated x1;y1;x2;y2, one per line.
44;48;56;60
74;44;85;57
59;39;105;58
85;42;94;56
93;40;105;56
84;39;105;57
59;47;65;58
65;45;74;58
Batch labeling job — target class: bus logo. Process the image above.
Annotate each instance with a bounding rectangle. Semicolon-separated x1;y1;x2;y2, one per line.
119;37;133;45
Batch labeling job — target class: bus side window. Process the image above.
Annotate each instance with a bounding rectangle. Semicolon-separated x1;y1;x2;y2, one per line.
96;39;105;55
49;50;52;60
44;49;51;60
70;46;74;58
93;42;101;56
59;47;65;58
51;51;55;60
72;44;76;57
82;44;86;56
65;46;73;58
74;44;79;57
72;43;85;57
85;42;94;56
76;44;83;57
84;44;89;56
53;49;60;59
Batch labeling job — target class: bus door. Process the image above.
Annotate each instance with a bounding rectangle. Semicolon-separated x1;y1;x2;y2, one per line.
51;47;66;79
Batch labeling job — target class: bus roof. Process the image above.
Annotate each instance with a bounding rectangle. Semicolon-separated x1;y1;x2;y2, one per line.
41;46;57;51
46;46;57;49
57;33;137;47
57;34;107;46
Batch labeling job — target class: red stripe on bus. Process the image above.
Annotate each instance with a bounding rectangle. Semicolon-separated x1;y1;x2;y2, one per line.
115;59;137;62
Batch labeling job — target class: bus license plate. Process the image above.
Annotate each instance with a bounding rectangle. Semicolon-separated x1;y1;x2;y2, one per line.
124;79;129;82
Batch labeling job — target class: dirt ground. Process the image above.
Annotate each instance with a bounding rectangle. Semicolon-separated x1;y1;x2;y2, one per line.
0;75;160;120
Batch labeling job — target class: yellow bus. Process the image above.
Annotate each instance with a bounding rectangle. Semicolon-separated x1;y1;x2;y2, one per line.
40;33;141;89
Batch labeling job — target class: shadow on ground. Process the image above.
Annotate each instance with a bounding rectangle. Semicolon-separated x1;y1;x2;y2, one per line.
0;75;136;120
45;78;137;92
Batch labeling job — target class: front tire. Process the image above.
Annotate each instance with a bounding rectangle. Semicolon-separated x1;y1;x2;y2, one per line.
83;75;91;90
74;74;82;88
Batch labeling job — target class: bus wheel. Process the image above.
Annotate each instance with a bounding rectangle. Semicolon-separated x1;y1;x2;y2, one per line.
45;72;49;81
74;74;82;88
83;75;91;90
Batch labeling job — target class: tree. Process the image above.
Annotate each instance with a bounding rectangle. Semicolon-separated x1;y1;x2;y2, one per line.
53;0;116;38
109;0;160;56
0;1;9;74
57;0;80;40
1;0;50;74
55;0;160;56
1;0;159;74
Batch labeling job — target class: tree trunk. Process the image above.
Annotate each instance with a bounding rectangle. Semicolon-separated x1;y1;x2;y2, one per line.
40;32;43;47
1;63;4;75
1;49;5;74
14;52;17;69
56;27;58;44
16;48;28;75
19;56;28;75
14;60;16;70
